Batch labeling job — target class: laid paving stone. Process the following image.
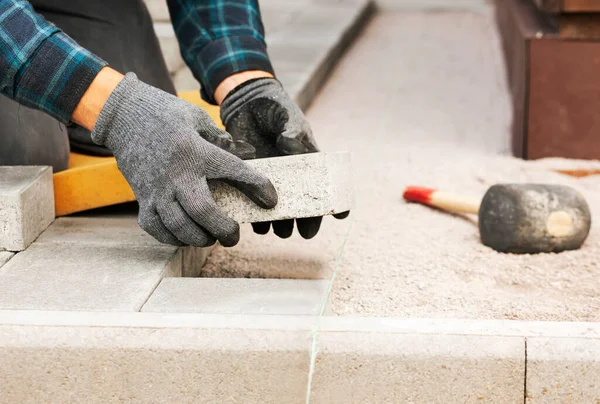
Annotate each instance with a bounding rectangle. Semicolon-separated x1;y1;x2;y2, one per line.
141;278;329;314
213;152;354;223
37;217;213;277
0;320;311;403
36;216;163;247
268;0;375;110
0;166;54;252
526;337;600;403
0;244;181;311
0;252;14;268
181;246;213;278
309;332;525;403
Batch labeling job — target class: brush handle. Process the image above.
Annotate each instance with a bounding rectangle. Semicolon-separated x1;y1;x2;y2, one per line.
403;186;481;214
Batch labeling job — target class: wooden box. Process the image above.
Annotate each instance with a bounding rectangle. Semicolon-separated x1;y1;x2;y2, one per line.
496;0;600;159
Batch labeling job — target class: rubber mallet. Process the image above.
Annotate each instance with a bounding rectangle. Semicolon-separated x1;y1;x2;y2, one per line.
403;184;592;254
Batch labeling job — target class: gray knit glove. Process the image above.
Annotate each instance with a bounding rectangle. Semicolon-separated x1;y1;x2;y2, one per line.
220;77;349;240
92;73;278;247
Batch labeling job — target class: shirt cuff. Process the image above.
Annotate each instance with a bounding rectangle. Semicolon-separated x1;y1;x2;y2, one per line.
15;31;107;124
191;35;275;105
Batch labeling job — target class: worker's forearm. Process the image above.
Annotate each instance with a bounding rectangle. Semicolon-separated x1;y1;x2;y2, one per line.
71;67;124;131
214;70;274;105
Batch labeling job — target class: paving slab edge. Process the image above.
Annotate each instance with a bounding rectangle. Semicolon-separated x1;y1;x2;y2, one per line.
4;313;598;402
293;0;376;111
2;311;600;338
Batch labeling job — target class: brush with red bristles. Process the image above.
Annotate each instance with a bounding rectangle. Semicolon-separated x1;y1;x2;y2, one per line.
402;186;481;214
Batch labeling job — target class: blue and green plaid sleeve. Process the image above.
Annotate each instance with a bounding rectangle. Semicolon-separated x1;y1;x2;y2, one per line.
0;0;107;124
167;0;275;104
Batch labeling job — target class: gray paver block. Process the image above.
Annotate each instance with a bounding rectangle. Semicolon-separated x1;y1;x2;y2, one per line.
0;323;311;404
268;0;374;110
0;166;54;252
141;278;329;314
0;244;181;311
181;246;213;277
36;216;164;247
310;332;525;403
154;23;185;74
38;217;213;278
0;251;14;268
212;152;354;223
526;337;600;403
172;66;200;92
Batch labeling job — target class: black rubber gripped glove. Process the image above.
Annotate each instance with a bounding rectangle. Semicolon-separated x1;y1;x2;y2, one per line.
219;77;349;240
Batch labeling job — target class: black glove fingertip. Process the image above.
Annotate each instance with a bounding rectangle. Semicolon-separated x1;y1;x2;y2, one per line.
252;222;271;235
297;216;323;239
333;211;350;220
273;219;294;239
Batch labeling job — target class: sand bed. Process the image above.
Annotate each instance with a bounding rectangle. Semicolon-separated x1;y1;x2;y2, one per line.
202;8;600;321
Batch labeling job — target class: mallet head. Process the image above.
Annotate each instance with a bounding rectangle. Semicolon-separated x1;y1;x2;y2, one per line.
478;184;591;254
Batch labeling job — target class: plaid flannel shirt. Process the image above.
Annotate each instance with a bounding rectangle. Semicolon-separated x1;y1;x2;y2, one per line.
0;0;273;124
167;0;274;104
0;0;107;124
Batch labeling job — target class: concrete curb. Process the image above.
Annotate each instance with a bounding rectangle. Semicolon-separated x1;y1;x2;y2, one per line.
286;0;377;111
1;313;597;403
377;0;489;12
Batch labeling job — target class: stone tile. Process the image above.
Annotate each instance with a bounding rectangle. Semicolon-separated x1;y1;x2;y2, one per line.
0;322;311;404
181;246;213;278
309;332;525;403
0;166;54;251
36;216;164;247
0;244;180;311
172;66;200;92
526;337;600;403
377;0;488;12
268;0;375;110
144;0;170;21
153;23;185;74
0;252;14;268
212;152;354;223
141;278;329;314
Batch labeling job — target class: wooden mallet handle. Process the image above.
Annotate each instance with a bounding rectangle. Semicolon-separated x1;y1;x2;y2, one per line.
403;186;481;214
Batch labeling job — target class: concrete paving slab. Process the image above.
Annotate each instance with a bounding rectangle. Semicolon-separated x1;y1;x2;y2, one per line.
0;244;181;311
309;332;525;403
213;152;354;223
0;322;311;404
378;0;488;12
36;217;212;278
0;251;13;268
269;0;374;110
0;166;54;252
526;337;600;403
181;246;212;278
36;216;163;247
0;313;539;403
141;278;329;314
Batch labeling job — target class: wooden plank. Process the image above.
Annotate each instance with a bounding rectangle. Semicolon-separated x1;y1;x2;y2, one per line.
535;0;600;12
559;13;600;38
494;0;557;158
564;0;600;12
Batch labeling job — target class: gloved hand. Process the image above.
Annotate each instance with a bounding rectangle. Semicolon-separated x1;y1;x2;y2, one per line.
219;77;349;240
91;73;278;247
